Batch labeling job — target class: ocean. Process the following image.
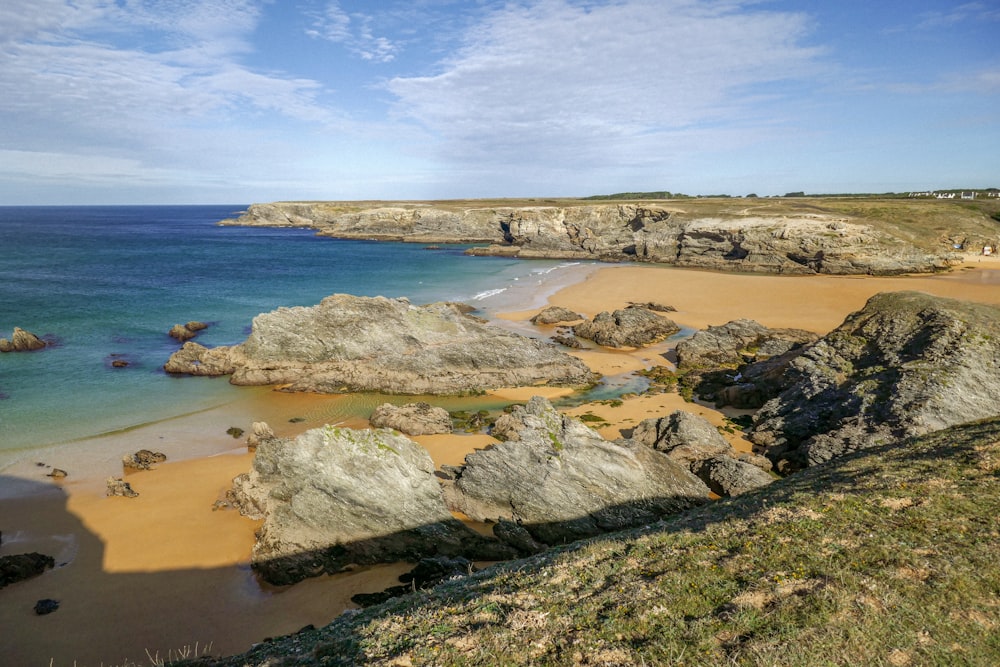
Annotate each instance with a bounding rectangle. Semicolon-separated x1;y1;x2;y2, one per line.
0;205;593;462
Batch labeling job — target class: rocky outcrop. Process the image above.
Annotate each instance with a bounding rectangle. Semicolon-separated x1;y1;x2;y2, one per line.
530;306;583;325
630;411;773;497
229;425;515;585
751;291;1000;471
0;327;46;352
222;203;955;275
573;306;680;348
245;422;276;451
444;397;708;546
164;294;594;394
676;319;819;408
106;477;139;497
122;449;167;470
369;403;453;436
168;321;207;342
1;552;55;589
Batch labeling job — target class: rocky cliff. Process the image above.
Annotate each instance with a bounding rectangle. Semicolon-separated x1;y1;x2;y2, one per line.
221;202;956;275
750;291;1000;470
163;294;594;394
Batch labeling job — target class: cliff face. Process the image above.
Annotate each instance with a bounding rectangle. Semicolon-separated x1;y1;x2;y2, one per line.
222;202;954;275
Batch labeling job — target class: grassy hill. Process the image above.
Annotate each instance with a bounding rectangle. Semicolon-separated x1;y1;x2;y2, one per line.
193;417;1000;666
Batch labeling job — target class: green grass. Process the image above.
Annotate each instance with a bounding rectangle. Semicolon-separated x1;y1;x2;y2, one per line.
191;416;1000;667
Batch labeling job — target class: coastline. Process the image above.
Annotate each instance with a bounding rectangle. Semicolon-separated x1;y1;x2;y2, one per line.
6;256;1000;665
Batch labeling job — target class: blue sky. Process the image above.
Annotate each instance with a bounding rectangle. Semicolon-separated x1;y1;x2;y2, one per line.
0;0;997;204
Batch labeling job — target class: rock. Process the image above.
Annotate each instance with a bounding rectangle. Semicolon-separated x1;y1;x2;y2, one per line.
369;402;453;436
675;319;818;407
46;468;68;479
573;306;680;348
631;411;733;466
34;599;60;615
445;396;708;546
122;450;167;470
551;333;582;348
1;553;55;589
0;327;46;352
692;457;774;497
351;556;474;607
226;426;245;439
228;425;515;585
530;306;584;325
169;321;208;342
492;519;547;554
106;477;139;497
737;452;773;472
245;421;277;451
164;294;595;395
628;301;676;313
111;359;129;368
751;291;1000;470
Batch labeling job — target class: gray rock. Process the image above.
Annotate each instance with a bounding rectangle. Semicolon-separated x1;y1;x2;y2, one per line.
0;327;46;352
530;306;584;325
692;456;774;496
573;306;680;348
245;421;277;451
751;291;1000;470
445;396;708;545
164;294;594;395
228;425;514;585
675;319;818;408
369;402;452;436
631;411;733;465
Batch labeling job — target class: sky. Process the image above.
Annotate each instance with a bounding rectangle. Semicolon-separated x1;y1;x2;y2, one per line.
0;0;997;204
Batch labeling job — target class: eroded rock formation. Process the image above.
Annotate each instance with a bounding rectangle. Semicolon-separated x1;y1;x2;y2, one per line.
573;306;680;348
444;397;708;546
164;294;594;394
229;425;514;585
0;327;46;352
369;403;453;436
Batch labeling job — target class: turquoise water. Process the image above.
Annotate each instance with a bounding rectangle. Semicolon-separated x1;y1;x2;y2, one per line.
0;206;588;453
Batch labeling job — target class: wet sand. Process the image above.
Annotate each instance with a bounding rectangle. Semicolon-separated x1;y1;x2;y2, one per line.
5;257;1000;665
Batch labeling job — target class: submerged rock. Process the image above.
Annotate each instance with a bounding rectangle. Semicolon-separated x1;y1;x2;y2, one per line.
229;425;515;585
751;291;1000;470
164;294;595;395
445;396;708;546
1;553;55;589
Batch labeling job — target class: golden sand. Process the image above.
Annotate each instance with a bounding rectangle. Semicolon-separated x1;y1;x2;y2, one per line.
5;259;1000;664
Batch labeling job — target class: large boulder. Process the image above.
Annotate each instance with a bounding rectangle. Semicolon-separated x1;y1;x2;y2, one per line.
573;306;680;348
675;319;818;408
692;457;775;497
369;402;453;436
229;425;515;585
164;294;595;394
445;397;708;546
530;306;584;325
631;411;733;466
751;291;1000;471
0;327;46;352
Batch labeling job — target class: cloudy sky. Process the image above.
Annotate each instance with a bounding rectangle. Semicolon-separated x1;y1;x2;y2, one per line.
0;0;997;204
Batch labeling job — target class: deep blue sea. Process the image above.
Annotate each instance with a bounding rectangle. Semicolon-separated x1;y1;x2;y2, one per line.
0;205;590;456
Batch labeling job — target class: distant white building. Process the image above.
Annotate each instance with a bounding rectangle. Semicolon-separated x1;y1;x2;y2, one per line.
961;192;976;199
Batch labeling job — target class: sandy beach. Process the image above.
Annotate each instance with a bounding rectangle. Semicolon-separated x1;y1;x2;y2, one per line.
5;257;1000;665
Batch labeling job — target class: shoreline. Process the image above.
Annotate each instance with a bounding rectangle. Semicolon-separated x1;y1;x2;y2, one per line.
6;257;1000;665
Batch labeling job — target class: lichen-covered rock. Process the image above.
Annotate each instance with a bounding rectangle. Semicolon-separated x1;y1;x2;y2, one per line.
751;291;1000;470
228;425;515;585
446;397;708;546
530;306;584;325
573;306;680;348
0;327;46;352
369;403;452;436
164;294;594;394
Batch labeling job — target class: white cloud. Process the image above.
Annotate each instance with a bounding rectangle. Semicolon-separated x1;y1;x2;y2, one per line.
306;1;400;63
386;0;825;171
